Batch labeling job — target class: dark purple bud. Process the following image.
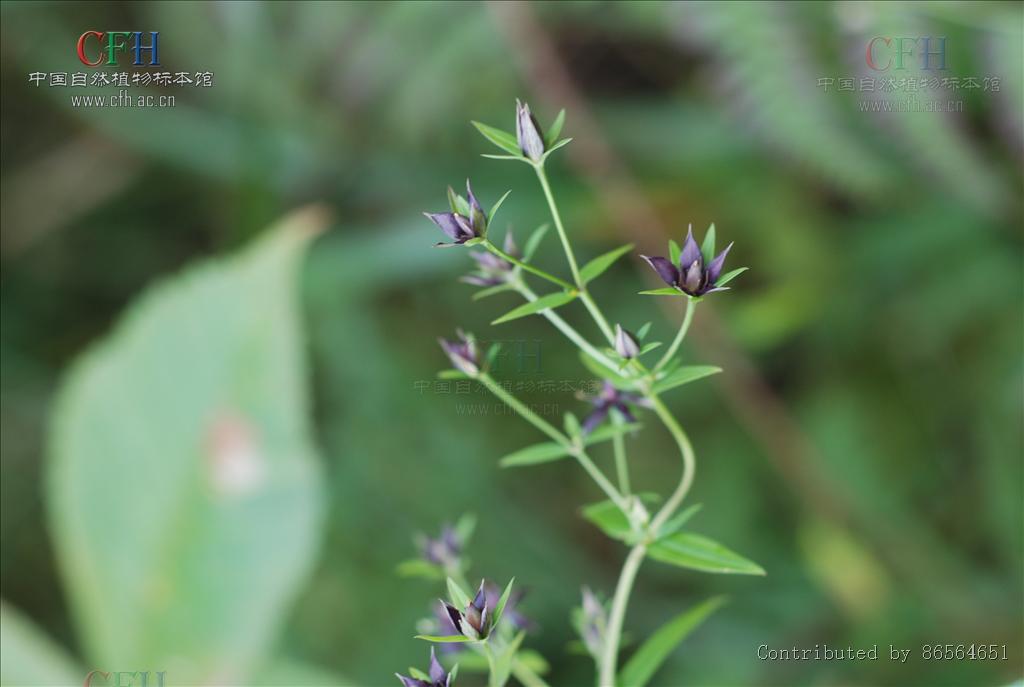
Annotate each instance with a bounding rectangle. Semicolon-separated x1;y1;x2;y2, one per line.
706;242;733;284
581;405;609;437
439;330;479;376
678;226;702;271
682;259;704;294
471;580;487;612
465;179;488;235
581;380;643;435
516;99;546;162
442;601;464;635
424;212;472;242
428;648;447;684
396;675;431;687
640;255;680;287
614;324;640;360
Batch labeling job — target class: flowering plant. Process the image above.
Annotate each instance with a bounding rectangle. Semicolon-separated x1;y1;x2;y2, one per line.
400;102;761;687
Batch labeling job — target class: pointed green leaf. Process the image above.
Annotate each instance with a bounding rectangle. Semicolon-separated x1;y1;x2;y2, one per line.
545;109;566;147
715;266;748;287
499;442;570;468
481;154;525;161
492;630;525;686
488;190;512;224
1;602;82;687
471;121;521;156
701;223;716;263
447;186;465;216
639;341;662;356
492;578;516;628
668;240;681;266
647;533;765;575
523;224;550;261
438;369;469;380
414;635;475;644
639;287;685;296
396;559;443;580
618;597;727;687
472;284;514;301
454;513;476;545
408;667;431;681
47;208;327;681
579;243;635;284
542;137;572;160
655;504;702;540
652;366;721;394
585;422;642;444
636;322;653;340
581;494;659;542
447;577;471;608
492;291;576;325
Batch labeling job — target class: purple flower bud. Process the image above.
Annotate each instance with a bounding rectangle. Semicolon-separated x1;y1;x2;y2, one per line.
581;381;646;436
439;330;479;376
442;579;494;641
515;99;546;162
425;180;490;246
641;226;738;296
578;586;607;659
418;524;463;568
395;647;453;687
613;324;640;360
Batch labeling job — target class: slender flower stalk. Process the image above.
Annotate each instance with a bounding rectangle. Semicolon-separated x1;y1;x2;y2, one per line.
414;101;756;687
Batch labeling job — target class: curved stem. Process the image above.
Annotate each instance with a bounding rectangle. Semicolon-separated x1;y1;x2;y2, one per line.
653;297;696;372
477;373;628;514
647;393;697;533
611;412;630;496
513;282;620;371
534;164;616;345
598;543;647;687
484;240;574;291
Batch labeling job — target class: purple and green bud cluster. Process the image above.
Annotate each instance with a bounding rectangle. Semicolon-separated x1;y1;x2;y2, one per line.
462;232;518;287
425;180;489;247
443;580;493;641
642;226;734;297
417;524;463;570
613;324;640;360
581;381;646;436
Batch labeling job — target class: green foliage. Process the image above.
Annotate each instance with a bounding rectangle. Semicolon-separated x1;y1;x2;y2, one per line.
651;366;722;394
46;210;328;684
491;291;576;324
617;597;726;687
579;244;636;284
0;603;81;687
647;533;765;575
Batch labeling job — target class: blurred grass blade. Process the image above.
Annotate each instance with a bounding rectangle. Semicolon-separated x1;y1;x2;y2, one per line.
652;366;722;394
471;121;521;156
500;442;570;468
47;207;329;682
617;596;727;687
1;602;82;687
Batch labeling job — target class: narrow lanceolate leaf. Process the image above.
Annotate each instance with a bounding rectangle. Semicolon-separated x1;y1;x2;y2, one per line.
492;578;516;628
668;240;681;266
700;223;716;263
488;190;513;223
471;121;521;156
472;284;515;301
396;558;443;580
542;138;573;159
639;287;685;296
585;422;642;444
447;577;471;609
492;291;576;325
581;494;659;542
481;154;523;161
647;533;765;575
564;412;581;439
636;322;653;340
546;109;566;147
639;341;663;356
656;504;702;540
523;224;550;260
47;207;327;682
715;266;748;287
499;442;570;468
652;366;721;394
414;635;475;644
438;369;470;380
579;244;635;284
617;597;727;687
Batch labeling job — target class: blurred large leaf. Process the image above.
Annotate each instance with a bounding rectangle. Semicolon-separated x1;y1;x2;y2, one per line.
647;532;765;575
0;602;81;687
47;207;329;683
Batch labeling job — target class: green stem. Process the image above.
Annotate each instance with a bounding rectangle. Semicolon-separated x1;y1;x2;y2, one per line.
513;282;620;372
484;642;501;687
647;393;697;534
534;164;615;344
484;240;574;291
598;543;647;687
511;660;552;687
611;412;630;496
477;374;628;514
653;297;696;372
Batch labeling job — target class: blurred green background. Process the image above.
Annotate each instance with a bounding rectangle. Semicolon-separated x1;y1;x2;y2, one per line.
1;1;1022;686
